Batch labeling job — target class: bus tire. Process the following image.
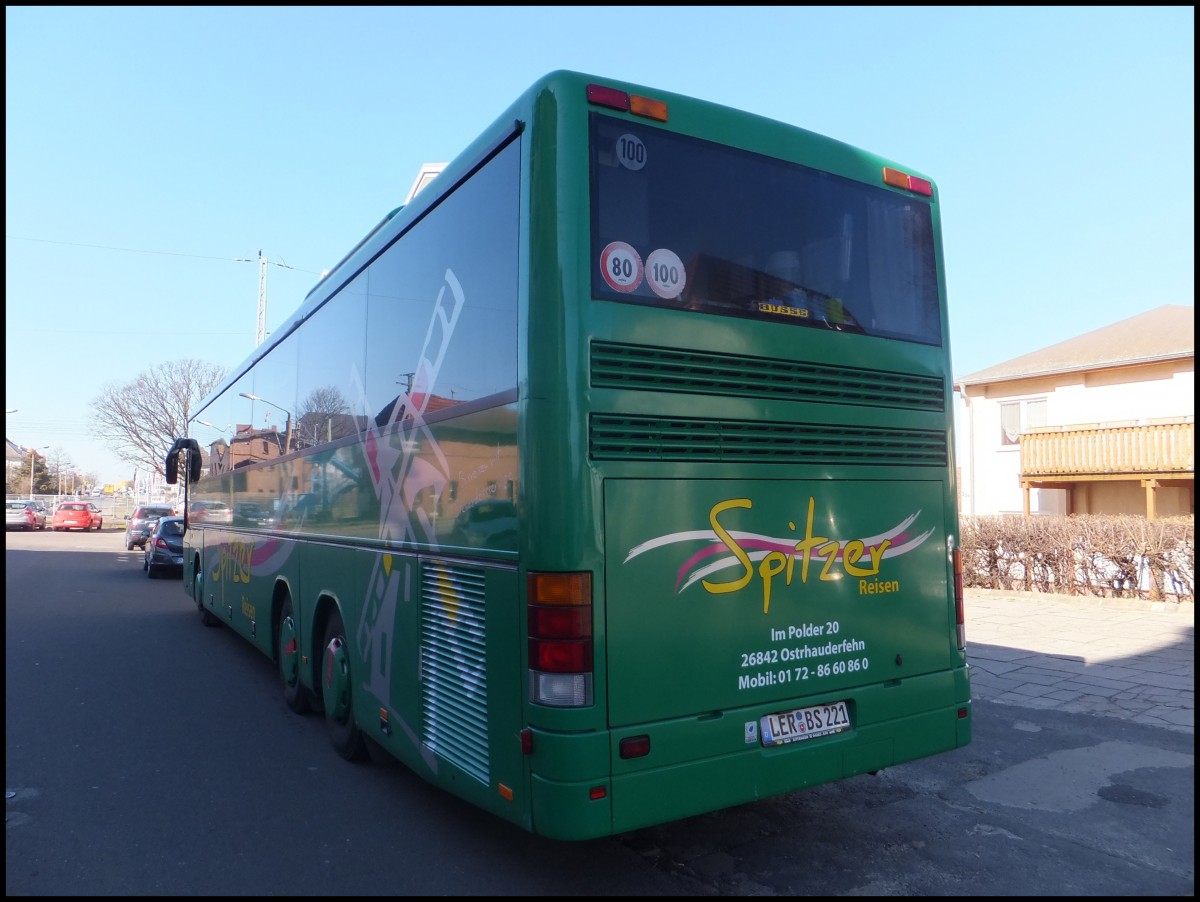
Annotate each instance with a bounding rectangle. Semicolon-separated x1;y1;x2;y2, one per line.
194;556;220;627
278;595;311;715
321;609;367;762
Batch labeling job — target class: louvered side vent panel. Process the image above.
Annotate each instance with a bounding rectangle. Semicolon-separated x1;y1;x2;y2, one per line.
591;341;945;411
591;414;947;466
420;561;489;785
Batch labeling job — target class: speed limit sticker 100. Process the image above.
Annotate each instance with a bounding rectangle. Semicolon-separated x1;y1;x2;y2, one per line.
646;247;686;300
600;241;643;293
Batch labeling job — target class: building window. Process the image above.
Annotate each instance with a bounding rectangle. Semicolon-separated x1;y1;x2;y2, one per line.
1001;398;1047;445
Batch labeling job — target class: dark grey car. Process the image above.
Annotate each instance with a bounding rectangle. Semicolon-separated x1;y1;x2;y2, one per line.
143;516;186;579
125;504;175;550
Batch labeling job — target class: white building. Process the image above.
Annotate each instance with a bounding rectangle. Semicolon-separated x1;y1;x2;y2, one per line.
955;305;1194;519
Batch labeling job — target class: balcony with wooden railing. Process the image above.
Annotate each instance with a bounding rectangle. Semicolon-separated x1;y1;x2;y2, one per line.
1021;420;1194;478
1019;419;1194;518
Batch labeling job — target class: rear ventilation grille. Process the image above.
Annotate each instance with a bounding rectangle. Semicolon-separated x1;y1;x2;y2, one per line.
420;561;489;784
591;341;945;411
590;413;947;466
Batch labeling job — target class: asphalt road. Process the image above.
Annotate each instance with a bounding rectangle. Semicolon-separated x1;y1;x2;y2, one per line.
5;528;1194;895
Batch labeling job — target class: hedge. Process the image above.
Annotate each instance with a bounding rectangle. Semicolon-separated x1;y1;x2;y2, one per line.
958;514;1194;603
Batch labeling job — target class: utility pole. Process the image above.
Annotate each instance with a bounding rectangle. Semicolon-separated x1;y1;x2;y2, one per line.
255;249;268;347
28;445;48;499
235;250;298;348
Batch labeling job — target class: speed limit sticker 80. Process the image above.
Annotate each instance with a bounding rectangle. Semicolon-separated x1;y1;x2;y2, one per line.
600;241;643;293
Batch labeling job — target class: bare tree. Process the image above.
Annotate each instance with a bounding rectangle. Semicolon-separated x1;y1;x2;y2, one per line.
300;385;350;419
295;385;352;448
92;359;227;479
46;447;76;497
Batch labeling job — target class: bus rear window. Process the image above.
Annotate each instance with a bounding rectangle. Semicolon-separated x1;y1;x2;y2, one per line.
589;113;942;346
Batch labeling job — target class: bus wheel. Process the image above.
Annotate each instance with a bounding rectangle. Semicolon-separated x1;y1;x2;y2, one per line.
322;609;367;761
195;556;219;627
278;596;311;714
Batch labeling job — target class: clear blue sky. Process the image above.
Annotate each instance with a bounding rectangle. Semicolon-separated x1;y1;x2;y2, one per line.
5;6;1194;484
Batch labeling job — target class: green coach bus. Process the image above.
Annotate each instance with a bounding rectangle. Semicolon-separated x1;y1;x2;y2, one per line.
166;70;971;841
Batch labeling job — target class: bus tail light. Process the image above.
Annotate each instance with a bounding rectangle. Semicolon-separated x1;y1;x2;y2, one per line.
619;735;650;759
952;544;966;650
587;84;669;122
528;572;593;707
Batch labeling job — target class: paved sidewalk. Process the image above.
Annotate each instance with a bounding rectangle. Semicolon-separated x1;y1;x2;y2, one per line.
964;588;1194;733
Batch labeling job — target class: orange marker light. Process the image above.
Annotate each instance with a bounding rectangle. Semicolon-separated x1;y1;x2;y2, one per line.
629;94;668;122
882;167;933;197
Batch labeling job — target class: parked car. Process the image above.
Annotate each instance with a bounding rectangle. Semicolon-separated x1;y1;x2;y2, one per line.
51;501;104;531
233;501;275;528
124;504;175;550
449;499;517;549
6;500;47;531
190;500;233;524
273;493;323;529
143;515;186;579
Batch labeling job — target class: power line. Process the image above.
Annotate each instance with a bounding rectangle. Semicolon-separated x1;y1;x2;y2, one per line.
8;234;322;345
5;234;322;275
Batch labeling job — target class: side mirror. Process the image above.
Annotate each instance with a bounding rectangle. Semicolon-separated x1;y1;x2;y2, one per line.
165;438;202;485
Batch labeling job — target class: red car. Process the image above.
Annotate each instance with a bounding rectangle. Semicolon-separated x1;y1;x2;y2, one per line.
52;501;104;531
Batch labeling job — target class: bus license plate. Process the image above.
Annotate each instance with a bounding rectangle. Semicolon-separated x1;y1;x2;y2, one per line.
761;700;850;747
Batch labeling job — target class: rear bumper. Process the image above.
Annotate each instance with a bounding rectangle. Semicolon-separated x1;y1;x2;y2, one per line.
529;667;970;840
607;697;970;835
